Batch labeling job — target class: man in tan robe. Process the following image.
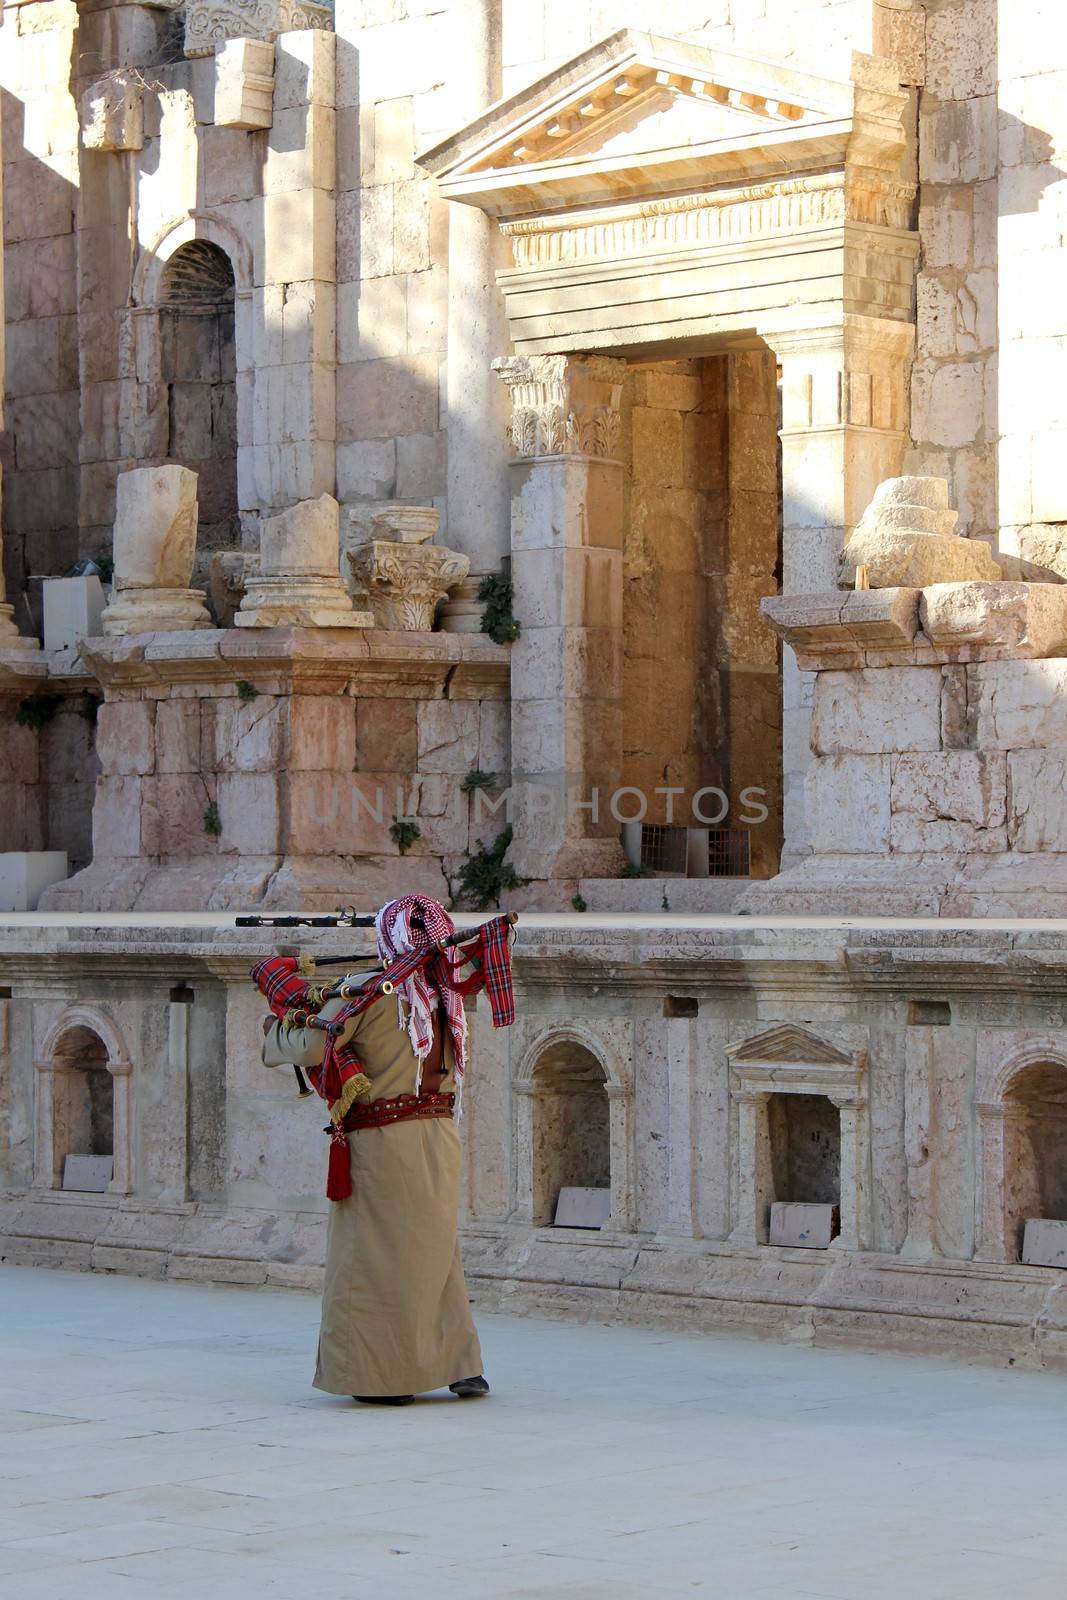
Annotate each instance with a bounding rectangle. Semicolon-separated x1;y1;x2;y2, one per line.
262;899;489;1406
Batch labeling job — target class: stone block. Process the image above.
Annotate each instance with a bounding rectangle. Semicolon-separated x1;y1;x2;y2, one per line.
911;360;987;449
970;660;1067;750
336;439;397;500
155;700;202;774
336;356;439;442
406;266;447;354
273;24;335;109
289;695;356;771
890;752;1007;853
1022;1218;1067;1269
62;1154;113;1192
140;774;214;857
96;701;156;777
813;667;942;756
215;37;276;130
216;773;281;852
806;755;891;853
919;93;997;185
373;95;414;183
355;698;417;772
553;1188;611;1229
768;1202;839;1248
417;700;479;774
42;576;105;651
1008;751;1067;852
920;582;1067;659
264;104;335;194
79;70;144;152
396;432;446;499
205;698;283;775
261;189;334;285
0;852;69;911
92;776;143;857
337;278;406;364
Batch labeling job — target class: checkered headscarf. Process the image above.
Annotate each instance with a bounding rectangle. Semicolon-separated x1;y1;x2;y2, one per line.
375;895;470;1100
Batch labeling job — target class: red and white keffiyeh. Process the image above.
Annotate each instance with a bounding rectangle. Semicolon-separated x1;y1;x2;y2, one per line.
375;894;470;1102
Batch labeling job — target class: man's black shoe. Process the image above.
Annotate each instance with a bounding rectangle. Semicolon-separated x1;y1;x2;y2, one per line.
354;1394;415;1405
449;1375;490;1398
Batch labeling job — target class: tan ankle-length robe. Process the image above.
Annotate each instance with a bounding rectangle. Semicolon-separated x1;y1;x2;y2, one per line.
304;991;482;1398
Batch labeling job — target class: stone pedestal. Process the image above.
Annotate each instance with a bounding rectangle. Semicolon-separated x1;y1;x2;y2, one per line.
495;354;628;881
237;496;371;629
744;577;1067;915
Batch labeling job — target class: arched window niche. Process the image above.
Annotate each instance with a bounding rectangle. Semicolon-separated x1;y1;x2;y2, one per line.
34;1007;133;1194
977;1040;1067;1263
513;1027;633;1232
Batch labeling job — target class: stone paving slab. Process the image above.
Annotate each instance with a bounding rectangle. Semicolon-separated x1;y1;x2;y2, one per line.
1;1268;1067;1598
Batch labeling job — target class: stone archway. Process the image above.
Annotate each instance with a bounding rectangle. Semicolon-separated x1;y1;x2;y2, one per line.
976;1039;1067;1263
34;1006;133;1194
513;1025;633;1231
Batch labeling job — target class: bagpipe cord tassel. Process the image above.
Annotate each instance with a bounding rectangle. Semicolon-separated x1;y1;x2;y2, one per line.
326;1122;353;1202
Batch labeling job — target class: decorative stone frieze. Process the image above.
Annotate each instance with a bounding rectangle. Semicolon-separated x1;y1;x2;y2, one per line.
493;355;626;460
237;495;371;629
102;466;212;637
183;0;331;59
839;477;1003;589
79;71;144;153
214;38;276;131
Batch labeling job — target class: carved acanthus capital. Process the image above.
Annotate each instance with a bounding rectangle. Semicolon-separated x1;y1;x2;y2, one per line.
493;354;627;461
183;0;331;59
347;542;471;632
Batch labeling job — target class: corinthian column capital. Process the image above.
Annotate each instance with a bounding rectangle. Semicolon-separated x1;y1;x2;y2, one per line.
492;354;628;461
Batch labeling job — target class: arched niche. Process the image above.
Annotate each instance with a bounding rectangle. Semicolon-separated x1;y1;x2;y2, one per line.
34;1007;133;1194
513;1026;633;1232
977;1042;1067;1263
128;212;254;613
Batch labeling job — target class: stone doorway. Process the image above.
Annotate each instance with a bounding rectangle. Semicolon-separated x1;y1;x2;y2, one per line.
622;346;782;876
158;240;239;603
34;1007;133;1193
768;1092;841;1209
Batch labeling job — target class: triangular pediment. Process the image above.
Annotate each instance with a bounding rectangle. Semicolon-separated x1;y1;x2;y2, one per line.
418;29;900;216
727;1024;856;1067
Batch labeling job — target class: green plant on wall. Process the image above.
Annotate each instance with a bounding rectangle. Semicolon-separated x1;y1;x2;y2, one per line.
15;695;62;731
203;801;222;838
235;680;258;702
460;768;498;795
458;824;526;909
390;816;421;855
478;572;520;645
621;861;654;879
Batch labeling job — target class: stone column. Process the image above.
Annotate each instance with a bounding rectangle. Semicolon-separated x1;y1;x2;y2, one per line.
494;354;628;882
831;1095;869;1252
605;1081;634;1235
729;1090;772;1246
440;0;510;613
760;314;915;862
237;494;370;627
665;1016;697;1237
0;134;38;652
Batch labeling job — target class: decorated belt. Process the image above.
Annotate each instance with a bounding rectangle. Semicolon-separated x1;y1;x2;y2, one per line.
340;1091;455;1133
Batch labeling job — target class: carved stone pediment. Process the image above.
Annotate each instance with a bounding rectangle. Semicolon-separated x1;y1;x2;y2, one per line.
419;28;911;216
728;1023;857;1068
727;1023;866;1103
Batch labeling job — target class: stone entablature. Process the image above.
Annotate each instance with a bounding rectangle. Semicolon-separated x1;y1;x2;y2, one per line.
183;0;331;58
421;31;917;357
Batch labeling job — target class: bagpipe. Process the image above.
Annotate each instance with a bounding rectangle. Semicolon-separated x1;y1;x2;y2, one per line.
244;909;519;1098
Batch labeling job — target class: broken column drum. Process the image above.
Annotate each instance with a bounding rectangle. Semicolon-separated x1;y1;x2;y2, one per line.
101;465;212;635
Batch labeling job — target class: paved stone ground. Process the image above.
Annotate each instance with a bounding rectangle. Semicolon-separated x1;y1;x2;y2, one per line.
2;1268;1066;1600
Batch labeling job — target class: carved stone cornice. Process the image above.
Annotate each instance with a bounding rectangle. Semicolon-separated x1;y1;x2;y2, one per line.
493;355;627;461
183;0;331;59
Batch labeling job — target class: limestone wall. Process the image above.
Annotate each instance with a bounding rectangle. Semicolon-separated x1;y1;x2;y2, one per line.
4;916;1067;1365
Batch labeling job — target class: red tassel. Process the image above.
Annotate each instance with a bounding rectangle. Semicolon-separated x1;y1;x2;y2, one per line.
326;1127;352;1202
